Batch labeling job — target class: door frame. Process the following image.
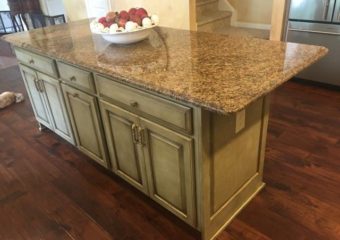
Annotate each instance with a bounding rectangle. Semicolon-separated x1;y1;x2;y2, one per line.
270;0;290;41
85;0;111;18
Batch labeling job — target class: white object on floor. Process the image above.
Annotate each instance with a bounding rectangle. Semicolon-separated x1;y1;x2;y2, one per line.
0;91;24;109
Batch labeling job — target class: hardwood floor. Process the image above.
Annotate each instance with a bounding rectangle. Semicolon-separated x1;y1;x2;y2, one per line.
0;48;339;239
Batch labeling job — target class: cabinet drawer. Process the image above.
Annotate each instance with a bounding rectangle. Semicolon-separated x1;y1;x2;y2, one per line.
96;75;193;133
57;62;95;94
15;48;58;77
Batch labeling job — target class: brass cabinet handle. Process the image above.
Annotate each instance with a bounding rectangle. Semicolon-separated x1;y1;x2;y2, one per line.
131;123;139;144
138;127;146;146
129;101;138;108
72;93;79;98
38;80;45;92
70;76;76;81
29;59;34;64
34;78;41;92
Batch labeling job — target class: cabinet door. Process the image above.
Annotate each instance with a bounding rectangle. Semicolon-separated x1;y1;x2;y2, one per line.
62;84;108;167
99;100;148;194
140;118;195;226
38;73;74;144
19;65;52;129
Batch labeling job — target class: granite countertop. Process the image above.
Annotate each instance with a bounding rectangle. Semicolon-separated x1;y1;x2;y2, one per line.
2;20;328;114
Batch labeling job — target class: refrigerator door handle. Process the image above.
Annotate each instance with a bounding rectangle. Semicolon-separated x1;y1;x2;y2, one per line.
289;28;340;36
323;0;331;20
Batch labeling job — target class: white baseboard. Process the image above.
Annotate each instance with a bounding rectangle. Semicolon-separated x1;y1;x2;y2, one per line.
233;21;271;30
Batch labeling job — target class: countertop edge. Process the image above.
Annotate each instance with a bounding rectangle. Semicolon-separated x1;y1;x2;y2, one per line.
3;36;329;115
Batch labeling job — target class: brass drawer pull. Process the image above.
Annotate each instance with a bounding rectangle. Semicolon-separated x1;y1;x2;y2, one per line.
138;127;146;146
34;78;41;92
131;123;139;144
70;76;77;81
38;80;45;92
29;59;34;64
129;101;138;108
72;93;79;98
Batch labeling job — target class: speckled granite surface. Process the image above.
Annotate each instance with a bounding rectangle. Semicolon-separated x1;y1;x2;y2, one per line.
2;20;327;114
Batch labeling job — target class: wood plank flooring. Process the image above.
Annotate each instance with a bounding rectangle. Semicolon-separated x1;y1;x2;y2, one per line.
0;46;339;239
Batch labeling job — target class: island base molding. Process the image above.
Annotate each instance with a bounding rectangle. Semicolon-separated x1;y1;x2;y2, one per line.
14;47;270;240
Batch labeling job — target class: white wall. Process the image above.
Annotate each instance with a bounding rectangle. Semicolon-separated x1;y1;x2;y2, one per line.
228;0;273;25
62;0;192;29
62;0;88;21
85;0;111;18
0;0;9;10
109;0;192;29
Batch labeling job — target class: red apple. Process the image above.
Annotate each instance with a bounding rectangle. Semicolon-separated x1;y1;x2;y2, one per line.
118;18;127;28
130;14;142;26
106;11;116;22
98;16;106;24
103;21;112;28
136;8;148;18
128;8;137;16
139;13;148;20
119;10;130;20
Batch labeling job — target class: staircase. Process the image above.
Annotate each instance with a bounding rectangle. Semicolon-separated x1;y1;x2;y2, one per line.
196;0;232;32
196;0;270;39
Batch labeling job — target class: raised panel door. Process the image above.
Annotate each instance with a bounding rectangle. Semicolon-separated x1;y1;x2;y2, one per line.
62;84;108;167
99;100;148;194
38;73;74;144
140;118;196;226
19;64;52;129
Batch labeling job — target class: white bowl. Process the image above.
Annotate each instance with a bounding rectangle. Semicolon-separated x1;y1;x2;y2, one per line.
90;20;157;44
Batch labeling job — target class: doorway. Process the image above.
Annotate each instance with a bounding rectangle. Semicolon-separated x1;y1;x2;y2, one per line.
85;0;111;19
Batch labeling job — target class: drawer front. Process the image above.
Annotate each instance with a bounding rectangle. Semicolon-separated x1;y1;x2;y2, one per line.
57;62;95;93
96;75;193;133
15;48;57;77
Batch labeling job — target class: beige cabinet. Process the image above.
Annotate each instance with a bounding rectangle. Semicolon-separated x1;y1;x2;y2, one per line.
15;48;58;78
20;64;53;129
62;84;108;167
96;75;193;134
140;118;195;226
99;100;148;194
99;99;195;226
20;64;74;144
38;72;74;144
16;48;271;240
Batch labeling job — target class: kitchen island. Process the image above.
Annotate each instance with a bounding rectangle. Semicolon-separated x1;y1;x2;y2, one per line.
2;20;327;240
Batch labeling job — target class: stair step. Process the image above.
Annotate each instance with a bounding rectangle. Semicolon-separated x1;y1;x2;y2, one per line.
196;0;218;7
196;0;219;17
197;10;232;32
198;10;232;25
215;26;270;40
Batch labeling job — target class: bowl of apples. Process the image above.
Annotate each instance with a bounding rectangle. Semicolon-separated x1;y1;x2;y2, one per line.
90;8;159;44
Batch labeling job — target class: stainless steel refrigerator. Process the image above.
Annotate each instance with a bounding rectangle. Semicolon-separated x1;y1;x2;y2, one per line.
286;0;340;87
